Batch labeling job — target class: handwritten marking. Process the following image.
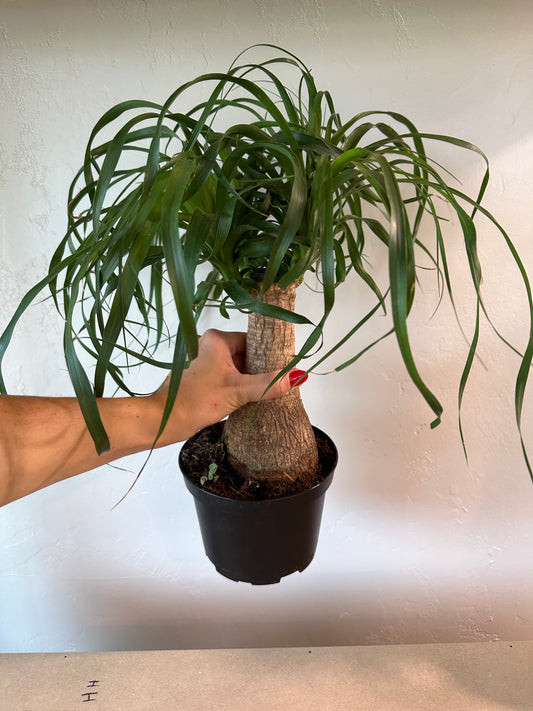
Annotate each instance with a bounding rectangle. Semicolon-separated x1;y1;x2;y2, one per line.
81;680;101;702
81;691;98;702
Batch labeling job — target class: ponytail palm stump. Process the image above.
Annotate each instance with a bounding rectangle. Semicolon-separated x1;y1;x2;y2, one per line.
1;45;532;494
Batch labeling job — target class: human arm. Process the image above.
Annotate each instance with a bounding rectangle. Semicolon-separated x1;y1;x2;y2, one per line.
0;329;301;506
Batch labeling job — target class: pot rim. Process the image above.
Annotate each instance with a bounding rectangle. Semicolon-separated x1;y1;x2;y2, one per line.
179;424;337;506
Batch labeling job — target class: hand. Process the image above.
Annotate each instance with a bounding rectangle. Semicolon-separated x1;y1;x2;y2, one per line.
151;329;305;445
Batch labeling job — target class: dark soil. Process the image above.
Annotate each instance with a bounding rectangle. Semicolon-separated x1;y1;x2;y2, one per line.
179;421;337;501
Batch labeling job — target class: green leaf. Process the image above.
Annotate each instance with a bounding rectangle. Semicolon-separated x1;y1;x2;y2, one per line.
64;281;110;454
93;219;157;396
379;153;443;426
160;153;198;359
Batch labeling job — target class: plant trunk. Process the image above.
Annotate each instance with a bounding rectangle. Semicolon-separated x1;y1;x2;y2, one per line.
223;282;319;488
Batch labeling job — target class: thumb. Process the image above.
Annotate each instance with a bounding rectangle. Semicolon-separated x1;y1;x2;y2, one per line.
241;368;308;404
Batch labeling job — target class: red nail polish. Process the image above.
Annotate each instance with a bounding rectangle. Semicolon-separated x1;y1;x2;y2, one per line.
289;369;308;387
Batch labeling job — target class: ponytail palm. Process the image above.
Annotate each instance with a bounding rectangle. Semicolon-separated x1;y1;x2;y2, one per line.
1;45;531;483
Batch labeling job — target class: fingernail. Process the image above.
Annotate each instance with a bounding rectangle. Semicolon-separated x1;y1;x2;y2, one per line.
289;369;308;387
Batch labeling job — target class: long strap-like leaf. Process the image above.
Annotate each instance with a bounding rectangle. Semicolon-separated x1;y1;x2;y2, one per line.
160;153;198;359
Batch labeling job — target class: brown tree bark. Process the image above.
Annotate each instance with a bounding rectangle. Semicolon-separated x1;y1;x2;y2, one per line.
223;282;319;486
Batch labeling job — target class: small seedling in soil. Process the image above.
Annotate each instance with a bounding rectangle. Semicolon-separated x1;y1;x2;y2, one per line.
200;462;219;487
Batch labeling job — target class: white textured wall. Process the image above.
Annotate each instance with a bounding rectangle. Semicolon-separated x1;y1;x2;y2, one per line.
1;0;533;653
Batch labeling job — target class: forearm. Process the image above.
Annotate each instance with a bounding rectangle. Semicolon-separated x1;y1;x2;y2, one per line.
0;395;171;506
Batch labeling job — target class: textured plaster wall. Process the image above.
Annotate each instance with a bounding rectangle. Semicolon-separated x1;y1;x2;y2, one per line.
1;0;533;652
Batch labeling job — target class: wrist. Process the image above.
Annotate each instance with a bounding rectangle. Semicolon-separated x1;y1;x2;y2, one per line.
142;390;190;449
97;396;164;457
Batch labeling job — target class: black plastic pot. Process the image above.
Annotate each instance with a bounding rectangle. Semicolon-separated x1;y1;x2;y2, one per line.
179;426;337;585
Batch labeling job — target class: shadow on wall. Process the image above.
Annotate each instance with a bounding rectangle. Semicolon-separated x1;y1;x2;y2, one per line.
65;568;532;653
